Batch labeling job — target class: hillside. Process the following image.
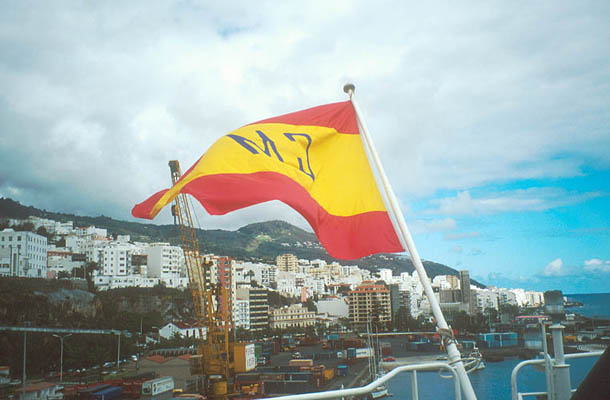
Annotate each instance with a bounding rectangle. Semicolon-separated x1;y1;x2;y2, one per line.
0;197;485;287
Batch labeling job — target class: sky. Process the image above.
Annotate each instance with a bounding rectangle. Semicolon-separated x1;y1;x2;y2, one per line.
1;1;609;294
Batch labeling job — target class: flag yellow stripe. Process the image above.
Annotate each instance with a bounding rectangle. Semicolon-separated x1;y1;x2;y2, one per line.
151;123;386;218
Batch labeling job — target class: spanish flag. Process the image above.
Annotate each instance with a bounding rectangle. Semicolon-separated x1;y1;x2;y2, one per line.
132;100;404;260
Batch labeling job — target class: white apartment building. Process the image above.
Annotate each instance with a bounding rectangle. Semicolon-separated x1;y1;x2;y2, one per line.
234;298;250;329
27;216;73;235
0;229;47;278
474;288;499;312
93;274;160;290
141;242;185;282
66;234;110;262
525;290;544;306
99;241;136;276
378;268;393;284
497;288;519;306
316;298;349;318
238;262;277;287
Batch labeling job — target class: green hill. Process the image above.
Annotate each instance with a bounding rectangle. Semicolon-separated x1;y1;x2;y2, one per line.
0;197;485;287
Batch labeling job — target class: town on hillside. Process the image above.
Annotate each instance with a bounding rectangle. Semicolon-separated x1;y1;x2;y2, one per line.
2;215;607;399
0;215;546;332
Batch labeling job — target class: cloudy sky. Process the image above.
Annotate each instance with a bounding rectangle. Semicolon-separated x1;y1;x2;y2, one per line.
1;1;609;293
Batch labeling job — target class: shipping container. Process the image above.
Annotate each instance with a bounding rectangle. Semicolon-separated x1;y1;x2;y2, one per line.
284;372;312;382
477;332;518;348
323;368;335;381
346;347;357;359
234;343;256;373
234;373;261;385
355;347;374;358
142;377;175;397
79;384;111;399
327;334;340;341
288;359;314;368
341;338;366;349
260;373;284;381
91;386;122;400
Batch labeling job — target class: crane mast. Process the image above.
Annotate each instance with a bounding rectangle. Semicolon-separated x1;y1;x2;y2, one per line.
168;160;233;399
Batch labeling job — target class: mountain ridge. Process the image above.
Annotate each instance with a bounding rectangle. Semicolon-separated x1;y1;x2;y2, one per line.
0;197;486;288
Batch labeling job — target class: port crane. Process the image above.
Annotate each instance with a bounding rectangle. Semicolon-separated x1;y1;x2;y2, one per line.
168;160;234;399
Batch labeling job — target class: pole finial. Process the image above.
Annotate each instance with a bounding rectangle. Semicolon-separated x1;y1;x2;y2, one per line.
343;83;355;97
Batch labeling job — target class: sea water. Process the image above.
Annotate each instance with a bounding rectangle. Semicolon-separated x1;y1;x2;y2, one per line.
565;293;610;319
385;293;609;398
386;356;599;399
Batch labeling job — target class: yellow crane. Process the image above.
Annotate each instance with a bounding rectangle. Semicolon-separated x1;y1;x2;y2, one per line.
168;160;233;399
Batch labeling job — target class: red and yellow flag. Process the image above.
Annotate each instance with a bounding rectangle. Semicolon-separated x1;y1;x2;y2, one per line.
132;100;404;260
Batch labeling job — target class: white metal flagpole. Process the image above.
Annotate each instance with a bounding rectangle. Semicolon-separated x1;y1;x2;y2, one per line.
344;83;478;400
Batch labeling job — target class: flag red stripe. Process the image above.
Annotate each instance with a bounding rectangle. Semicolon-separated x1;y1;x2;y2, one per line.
132;188;169;219
248;101;360;135
133;171;403;260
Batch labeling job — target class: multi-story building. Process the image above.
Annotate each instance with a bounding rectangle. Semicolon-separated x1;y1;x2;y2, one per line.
474;289;499;313
269;304;316;329
211;256;234;325
99;241;135;276
249;287;269;332
459;270;474;314
141;242;185;285
276;253;298;273
236;286;269;332
234;298;250;330
388;284;401;329
497;288;518;306
0;229;47;278
348;281;391;331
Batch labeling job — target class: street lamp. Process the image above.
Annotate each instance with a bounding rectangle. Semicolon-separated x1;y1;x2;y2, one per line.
52;334;72;382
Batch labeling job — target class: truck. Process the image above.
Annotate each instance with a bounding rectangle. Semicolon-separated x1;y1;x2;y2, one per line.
141;376;175;398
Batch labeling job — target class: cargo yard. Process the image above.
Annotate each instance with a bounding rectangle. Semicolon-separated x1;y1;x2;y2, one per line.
43;333;452;399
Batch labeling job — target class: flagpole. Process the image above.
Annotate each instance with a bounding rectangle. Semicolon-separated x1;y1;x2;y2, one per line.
344;83;478;400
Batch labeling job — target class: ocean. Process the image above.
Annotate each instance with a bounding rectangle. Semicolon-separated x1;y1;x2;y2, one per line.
386;293;609;398
564;293;610;319
387;356;599;399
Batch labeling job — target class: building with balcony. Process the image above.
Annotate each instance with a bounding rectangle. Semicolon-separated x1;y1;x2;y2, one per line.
0;229;47;278
269;304;316;330
348;281;391;331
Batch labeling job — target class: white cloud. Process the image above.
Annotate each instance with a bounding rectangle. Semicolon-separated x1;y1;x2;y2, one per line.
584;258;610;273
449;245;463;254
428;188;606;216
409;218;457;234
444;231;481;241
0;1;608;230
543;258;564;276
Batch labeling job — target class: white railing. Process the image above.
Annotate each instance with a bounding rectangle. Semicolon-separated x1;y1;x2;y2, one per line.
269;361;462;400
511;350;603;400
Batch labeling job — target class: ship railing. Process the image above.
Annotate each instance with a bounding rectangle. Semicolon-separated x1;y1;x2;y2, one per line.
511;350;603;400
268;361;461;400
